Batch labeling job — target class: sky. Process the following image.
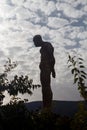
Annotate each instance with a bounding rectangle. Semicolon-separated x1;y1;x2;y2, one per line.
0;0;87;104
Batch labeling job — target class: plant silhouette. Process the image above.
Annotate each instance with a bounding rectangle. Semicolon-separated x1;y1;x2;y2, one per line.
68;53;87;101
0;58;40;105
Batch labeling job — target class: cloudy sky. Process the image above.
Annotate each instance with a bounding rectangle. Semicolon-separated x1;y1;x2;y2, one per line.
0;0;87;103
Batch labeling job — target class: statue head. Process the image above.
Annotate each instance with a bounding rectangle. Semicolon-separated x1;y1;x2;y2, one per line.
33;35;43;47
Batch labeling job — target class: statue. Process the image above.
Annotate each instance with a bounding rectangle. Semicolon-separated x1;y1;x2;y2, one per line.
33;35;56;110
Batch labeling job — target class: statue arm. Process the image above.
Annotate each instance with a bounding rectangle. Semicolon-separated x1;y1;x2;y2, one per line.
46;45;56;78
50;55;56;78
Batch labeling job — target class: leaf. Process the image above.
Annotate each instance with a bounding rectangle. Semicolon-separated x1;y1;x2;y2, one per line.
74;68;80;73
79;77;84;82
78;58;84;61
81;71;87;75
38;85;41;88
74;73;78;78
68;55;71;59
68;65;72;68
78;86;81;90
74;78;78;83
72;56;76;59
79;62;83;64
8;58;11;63
71;68;75;74
81;75;86;79
27;89;32;95
80;65;85;68
73;61;76;66
71;58;74;63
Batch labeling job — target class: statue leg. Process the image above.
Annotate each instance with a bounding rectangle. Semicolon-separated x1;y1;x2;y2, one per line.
40;70;53;109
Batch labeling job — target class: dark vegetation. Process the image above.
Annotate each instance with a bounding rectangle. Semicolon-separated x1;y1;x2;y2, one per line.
0;54;87;130
0;58;40;105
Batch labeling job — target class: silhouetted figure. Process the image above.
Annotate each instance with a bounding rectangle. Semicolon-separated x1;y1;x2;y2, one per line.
33;35;56;110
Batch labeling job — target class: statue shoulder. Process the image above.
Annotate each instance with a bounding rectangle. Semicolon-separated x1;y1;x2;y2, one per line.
46;42;54;52
41;42;54;53
43;42;53;48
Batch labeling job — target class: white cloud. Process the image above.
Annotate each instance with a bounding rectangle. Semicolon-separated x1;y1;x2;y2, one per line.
64;26;86;40
73;0;87;6
0;0;8;4
80;39;87;49
57;0;87;5
14;7;31;20
11;0;25;6
53;84;83;101
47;17;69;29
77;31;87;39
56;2;85;18
83;19;87;25
24;0;56;16
83;5;87;12
0;4;15;19
41;1;56;16
24;0;44;12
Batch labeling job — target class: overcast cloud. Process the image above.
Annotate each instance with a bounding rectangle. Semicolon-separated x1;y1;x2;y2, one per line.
0;0;87;103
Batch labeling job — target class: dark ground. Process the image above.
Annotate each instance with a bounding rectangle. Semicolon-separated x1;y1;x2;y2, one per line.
25;100;87;117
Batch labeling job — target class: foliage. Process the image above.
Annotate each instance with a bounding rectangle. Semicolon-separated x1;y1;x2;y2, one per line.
0;58;41;105
0;58;17;105
0;101;87;130
0;102;34;130
7;75;39;96
68;54;87;101
71;102;87;130
0;103;71;130
68;53;87;130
